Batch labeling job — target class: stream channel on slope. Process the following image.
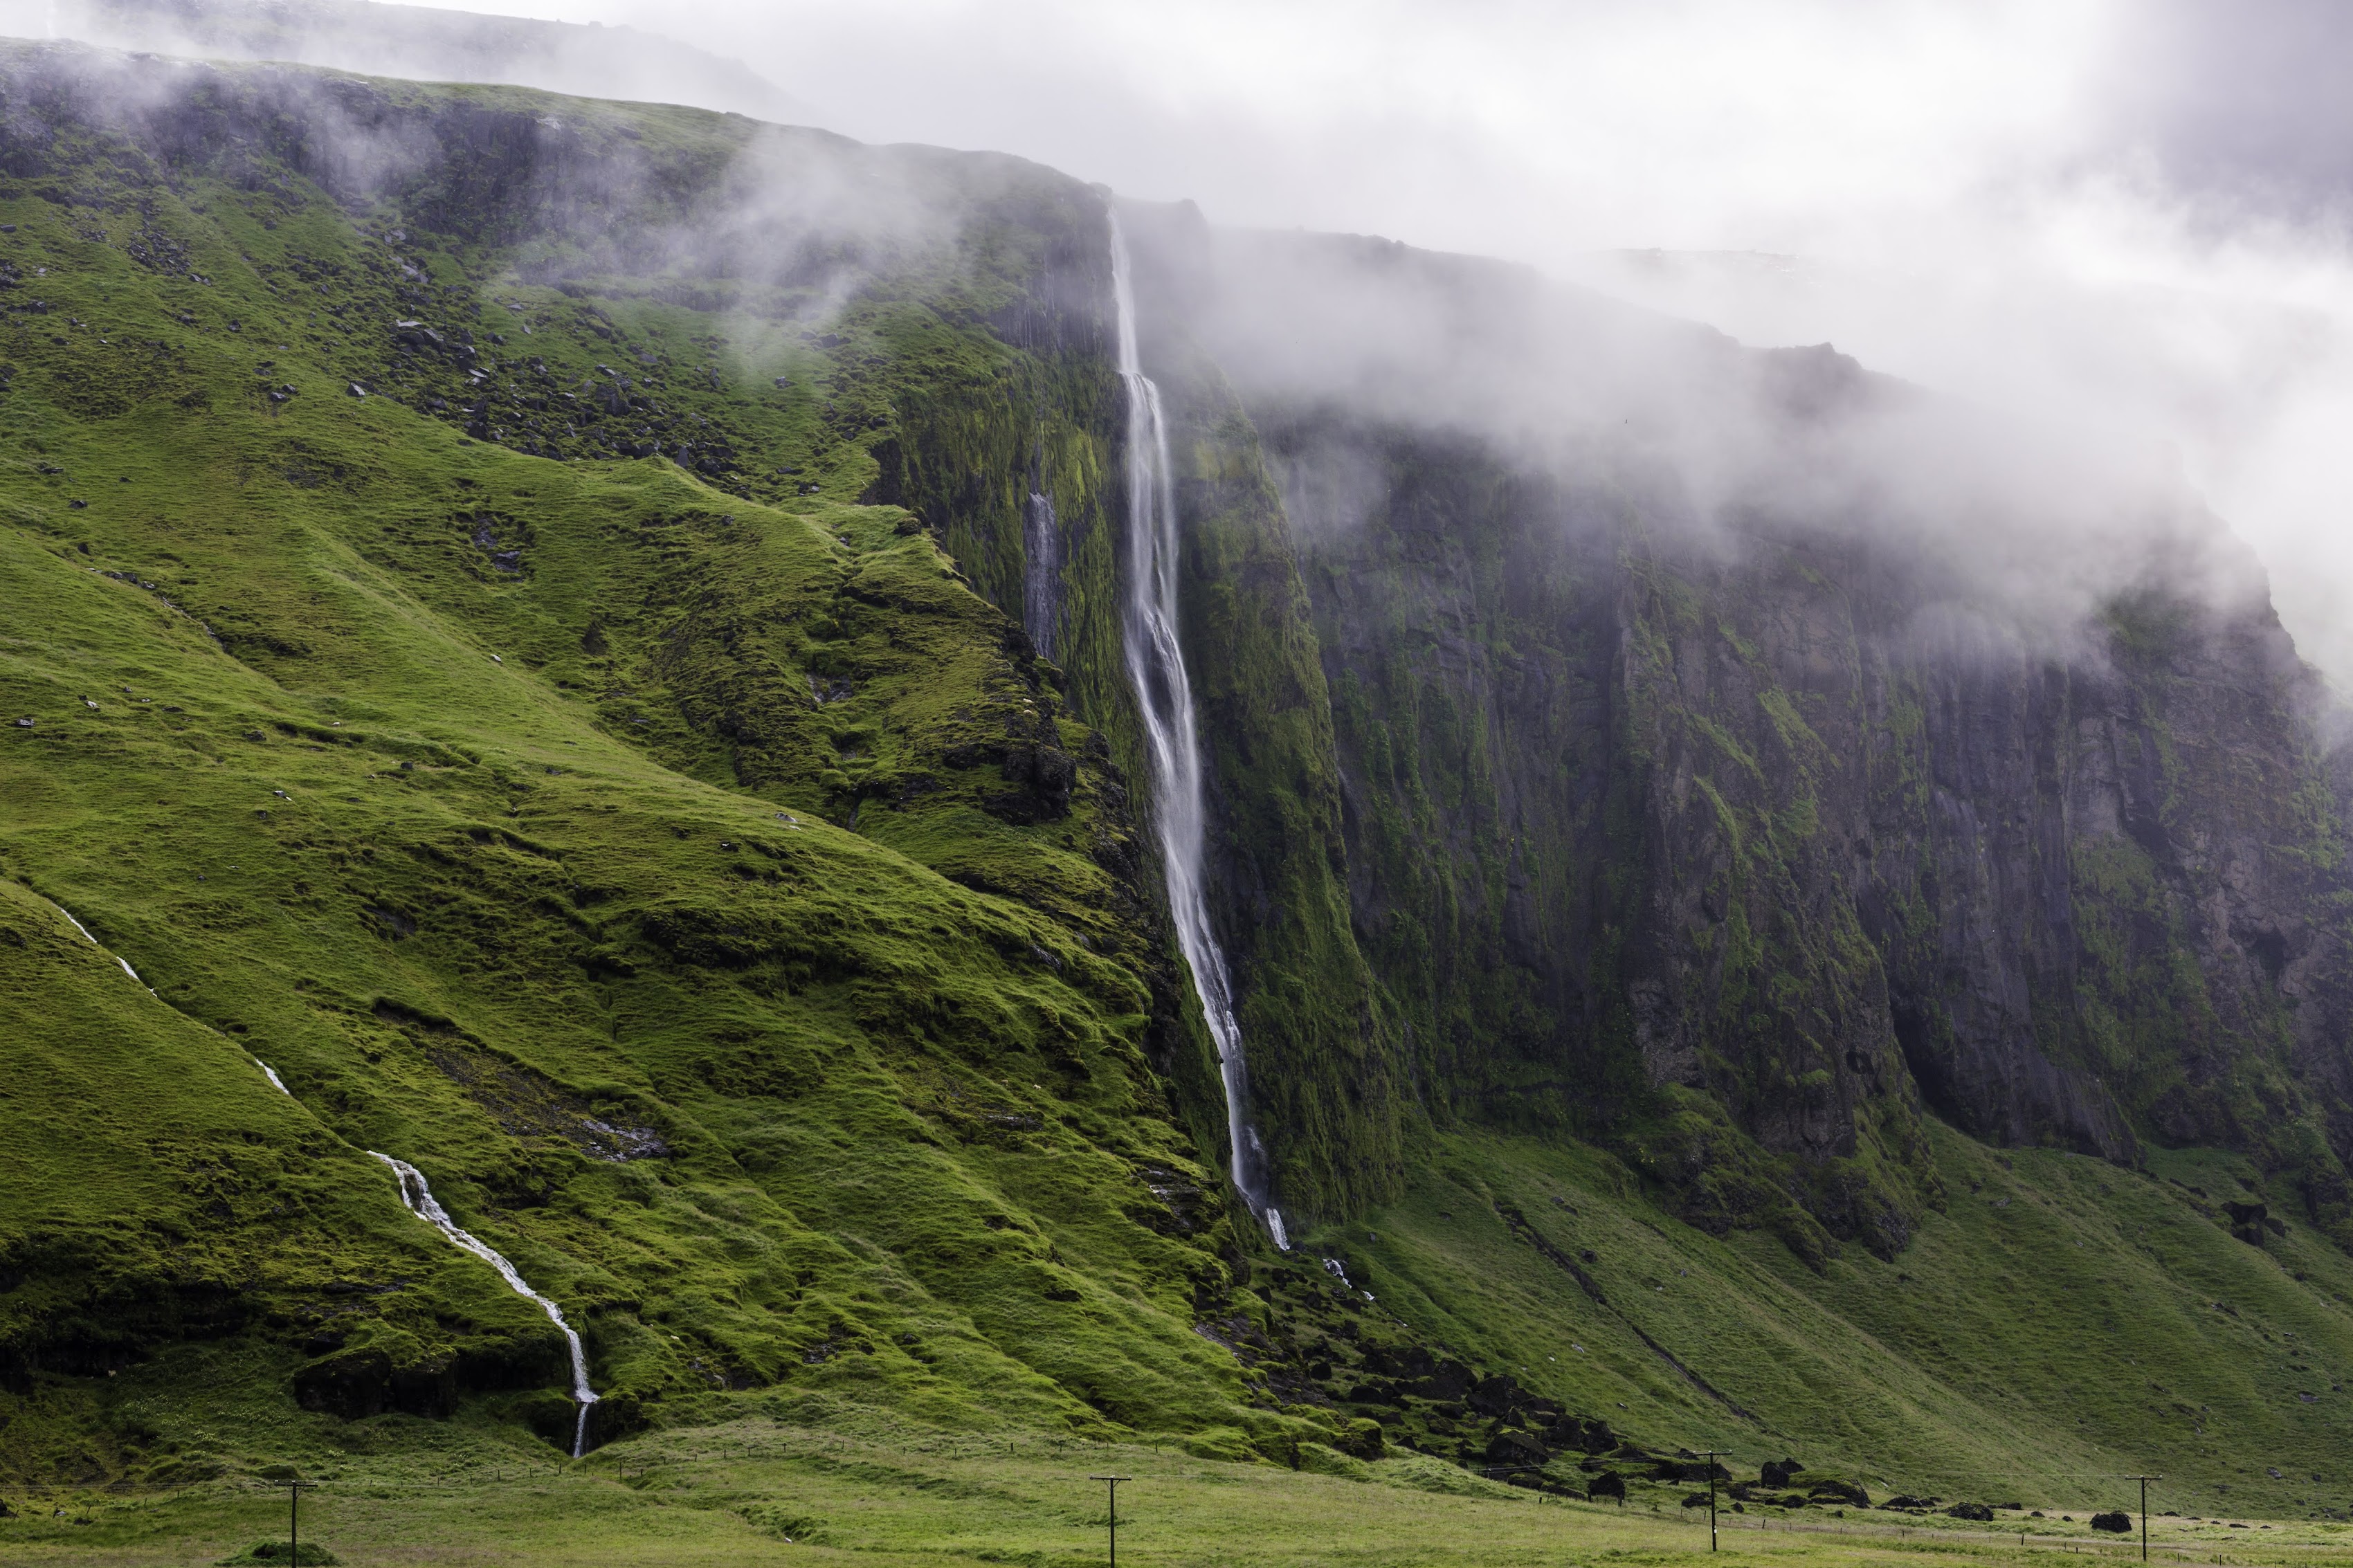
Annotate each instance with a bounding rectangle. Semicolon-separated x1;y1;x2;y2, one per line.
44;895;602;1456
368;1153;601;1457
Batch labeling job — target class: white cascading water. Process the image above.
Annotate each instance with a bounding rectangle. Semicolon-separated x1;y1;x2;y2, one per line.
55;900;293;1101
44;898;599;1449
1107;212;1289;1252
368;1152;601;1456
51;900;146;987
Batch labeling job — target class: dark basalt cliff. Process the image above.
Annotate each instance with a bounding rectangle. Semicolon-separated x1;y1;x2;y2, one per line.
1239;343;2353;1258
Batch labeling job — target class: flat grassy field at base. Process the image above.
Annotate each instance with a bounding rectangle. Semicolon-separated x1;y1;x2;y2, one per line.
6;1417;2349;1568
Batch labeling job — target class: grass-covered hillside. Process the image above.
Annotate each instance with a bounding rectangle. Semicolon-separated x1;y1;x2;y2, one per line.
8;37;2353;1542
0;39;1293;1476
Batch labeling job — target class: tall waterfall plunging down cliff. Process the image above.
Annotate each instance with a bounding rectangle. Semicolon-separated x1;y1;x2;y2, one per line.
1108;212;1289;1252
368;1152;602;1456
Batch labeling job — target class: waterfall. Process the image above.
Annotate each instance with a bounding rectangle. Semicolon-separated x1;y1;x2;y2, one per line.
42;897;599;1447
1107;211;1288;1253
1023;490;1060;660
367;1152;601;1457
50;900;151;987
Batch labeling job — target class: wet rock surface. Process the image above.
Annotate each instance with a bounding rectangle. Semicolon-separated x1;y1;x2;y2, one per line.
1262;402;2353;1255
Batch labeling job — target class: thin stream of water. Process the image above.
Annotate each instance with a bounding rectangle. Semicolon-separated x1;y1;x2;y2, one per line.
44;902;599;1451
367;1152;601;1457
1108;211;1288;1252
49;899;146;985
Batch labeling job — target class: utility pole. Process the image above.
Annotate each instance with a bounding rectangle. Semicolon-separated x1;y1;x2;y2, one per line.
287;1479;302;1565
2128;1475;2162;1562
1696;1451;1725;1551
1089;1474;1130;1568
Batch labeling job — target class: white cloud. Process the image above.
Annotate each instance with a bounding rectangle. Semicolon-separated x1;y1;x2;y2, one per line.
41;0;2353;682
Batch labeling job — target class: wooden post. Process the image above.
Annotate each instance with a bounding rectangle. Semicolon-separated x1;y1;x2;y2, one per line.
2127;1475;2162;1562
1089;1474;1130;1568
1696;1450;1725;1551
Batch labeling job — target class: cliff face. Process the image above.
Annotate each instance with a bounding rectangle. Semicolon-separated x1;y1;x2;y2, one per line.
1250;391;2353;1257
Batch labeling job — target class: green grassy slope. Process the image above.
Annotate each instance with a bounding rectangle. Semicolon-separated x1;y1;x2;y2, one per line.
1296;1120;2353;1516
0;88;1358;1477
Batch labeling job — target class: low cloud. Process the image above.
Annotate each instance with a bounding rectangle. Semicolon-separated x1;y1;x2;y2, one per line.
18;0;2353;679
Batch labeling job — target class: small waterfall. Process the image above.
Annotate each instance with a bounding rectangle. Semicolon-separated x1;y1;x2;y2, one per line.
1107;210;1287;1252
44;899;597;1443
368;1152;601;1456
53;901;293;1091
51;900;150;987
1024;490;1061;660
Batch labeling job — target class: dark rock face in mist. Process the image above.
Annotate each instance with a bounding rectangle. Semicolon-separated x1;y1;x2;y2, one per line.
1246;377;2353;1255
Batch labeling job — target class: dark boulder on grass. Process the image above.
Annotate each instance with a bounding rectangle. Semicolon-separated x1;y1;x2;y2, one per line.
1587;1472;1627;1502
1947;1503;1995;1521
1762;1457;1806;1486
215;1544;340;1565
1486;1429;1549;1468
1335;1417;1386;1460
2091;1512;2134;1533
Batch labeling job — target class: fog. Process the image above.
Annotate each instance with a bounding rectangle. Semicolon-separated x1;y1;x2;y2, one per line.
13;0;2353;680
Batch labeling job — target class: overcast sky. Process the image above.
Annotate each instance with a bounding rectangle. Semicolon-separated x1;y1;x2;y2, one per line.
60;0;2353;680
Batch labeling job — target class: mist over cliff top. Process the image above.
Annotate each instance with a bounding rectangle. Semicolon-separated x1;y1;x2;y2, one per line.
0;0;800;119
9;0;2352;684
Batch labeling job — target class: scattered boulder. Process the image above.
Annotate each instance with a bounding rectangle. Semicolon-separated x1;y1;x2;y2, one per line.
1884;1494;1939;1511
1682;1493;1712;1508
1587;1472;1626;1502
2091;1513;2133;1533
1947;1503;1995;1522
215;1544;340;1565
1485;1429;1549;1468
1810;1479;1872;1508
1761;1457;1806;1487
1469;1372;1528;1417
1334;1417;1385;1461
